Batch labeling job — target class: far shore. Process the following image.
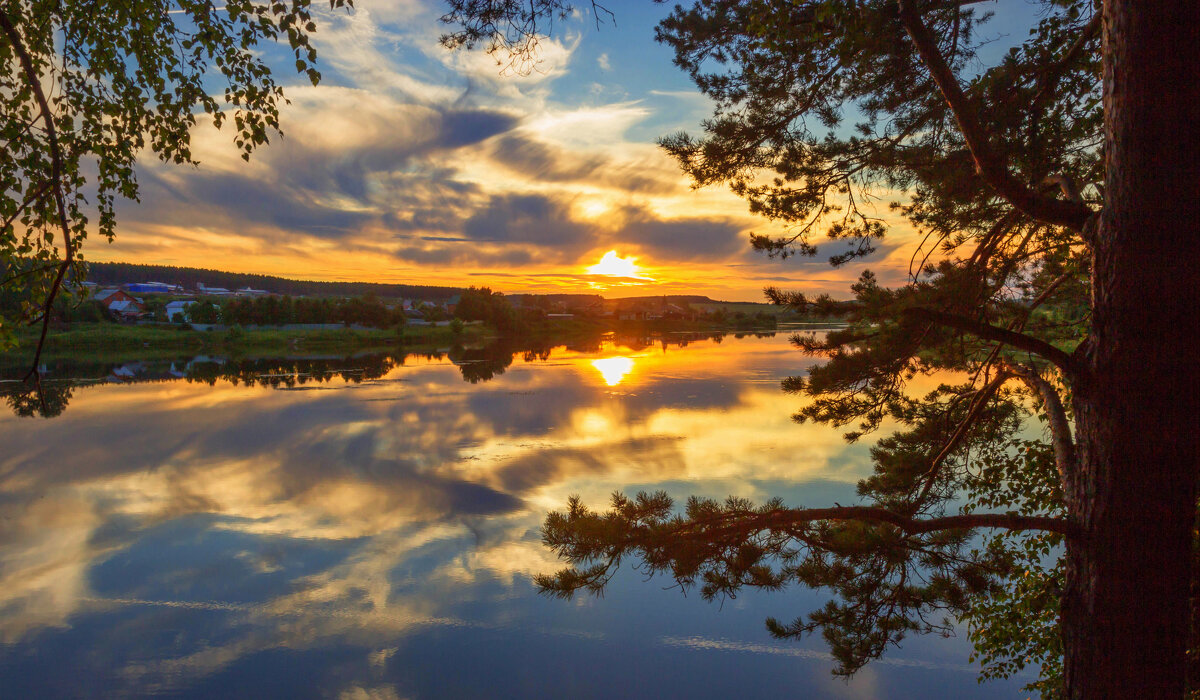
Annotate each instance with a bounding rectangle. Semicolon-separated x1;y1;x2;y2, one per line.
0;315;837;372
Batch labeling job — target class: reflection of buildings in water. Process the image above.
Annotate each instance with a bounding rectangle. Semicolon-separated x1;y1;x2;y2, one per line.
590;356;634;386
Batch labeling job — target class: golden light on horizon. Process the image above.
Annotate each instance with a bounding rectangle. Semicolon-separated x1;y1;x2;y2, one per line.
591;356;634;386
586;250;652;280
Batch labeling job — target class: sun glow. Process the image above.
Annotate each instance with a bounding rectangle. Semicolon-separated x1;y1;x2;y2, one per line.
591;356;635;386
586;250;651;280
577;199;611;219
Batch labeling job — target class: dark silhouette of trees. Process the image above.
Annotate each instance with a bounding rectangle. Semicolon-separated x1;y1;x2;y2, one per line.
197;294;405;328
0;0;351;370
450;341;517;383
443;0;1199;696
184;300;221;325
0;338;592;416
455;286;524;331
3;374;72;417
84;262;463;301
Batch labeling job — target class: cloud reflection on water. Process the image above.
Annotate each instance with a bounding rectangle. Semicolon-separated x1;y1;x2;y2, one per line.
0;334;1018;697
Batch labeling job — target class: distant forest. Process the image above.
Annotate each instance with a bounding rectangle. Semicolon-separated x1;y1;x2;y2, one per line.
84;262;728;306
85;262;464;300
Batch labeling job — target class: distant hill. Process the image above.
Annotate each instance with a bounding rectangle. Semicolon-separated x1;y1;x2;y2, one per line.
86;262;464;300
84;263;758;305
507;293;605;306
609;294;720;305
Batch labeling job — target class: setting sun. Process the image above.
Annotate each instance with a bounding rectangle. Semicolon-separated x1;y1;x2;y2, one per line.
586;250;652;280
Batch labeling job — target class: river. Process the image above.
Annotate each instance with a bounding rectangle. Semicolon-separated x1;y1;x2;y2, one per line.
0;331;1028;698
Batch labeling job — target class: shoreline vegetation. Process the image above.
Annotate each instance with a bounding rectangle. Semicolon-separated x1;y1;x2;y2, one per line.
2;270;851;380
3;277;850;370
0;315;842;370
2;263;854;371
0;322;824;419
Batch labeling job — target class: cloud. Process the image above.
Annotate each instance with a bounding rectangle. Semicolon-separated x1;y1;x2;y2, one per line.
487;132;677;194
597;53;611;71
620;214;746;261
0;333;887;687
122;88;524;247
461;193;598;254
166;172;376;239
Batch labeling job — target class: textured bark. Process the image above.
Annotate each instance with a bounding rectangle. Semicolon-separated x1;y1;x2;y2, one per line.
1062;1;1200;696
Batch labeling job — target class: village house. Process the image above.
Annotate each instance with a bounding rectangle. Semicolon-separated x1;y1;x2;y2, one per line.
574;298;607;318
612;298;697;322
105;297;147;321
125;281;180;294
196;283;232;296
615;299;656;321
660;302;692;320
92;288;127;305
164;300;196;322
235;287;270;297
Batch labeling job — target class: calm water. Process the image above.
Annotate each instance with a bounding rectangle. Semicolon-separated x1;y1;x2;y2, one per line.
0;332;1027;698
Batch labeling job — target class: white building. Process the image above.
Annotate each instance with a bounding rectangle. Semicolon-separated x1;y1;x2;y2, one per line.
197;283;231;296
165;300;196;322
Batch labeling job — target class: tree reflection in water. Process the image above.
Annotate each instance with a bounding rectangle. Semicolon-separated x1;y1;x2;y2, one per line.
0;331;746;417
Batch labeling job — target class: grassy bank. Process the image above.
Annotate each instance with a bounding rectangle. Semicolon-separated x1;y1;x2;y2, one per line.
0;313;835;369
0;322;489;364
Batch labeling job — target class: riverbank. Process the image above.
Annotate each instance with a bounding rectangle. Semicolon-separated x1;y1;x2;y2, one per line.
0;322;488;366
0;312;835;370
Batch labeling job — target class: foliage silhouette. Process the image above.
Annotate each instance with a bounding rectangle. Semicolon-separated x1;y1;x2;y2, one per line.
0;0;351;368
443;0;1200;696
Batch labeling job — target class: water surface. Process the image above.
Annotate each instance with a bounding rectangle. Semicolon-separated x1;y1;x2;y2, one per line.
0;332;1026;698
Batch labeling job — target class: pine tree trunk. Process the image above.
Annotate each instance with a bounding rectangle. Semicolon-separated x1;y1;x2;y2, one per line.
1062;1;1200;696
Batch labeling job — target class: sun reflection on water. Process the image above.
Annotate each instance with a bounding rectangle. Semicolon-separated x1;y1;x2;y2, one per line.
590;356;634;386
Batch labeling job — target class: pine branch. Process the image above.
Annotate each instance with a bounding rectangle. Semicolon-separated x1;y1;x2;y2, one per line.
896;0;1093;231
1031;11;1102;106
914;370;1010;505
1041;174;1085;205
901;307;1077;375
753;505;1073;537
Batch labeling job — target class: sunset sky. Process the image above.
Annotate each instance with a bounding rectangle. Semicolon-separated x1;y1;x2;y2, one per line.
90;0;1028;301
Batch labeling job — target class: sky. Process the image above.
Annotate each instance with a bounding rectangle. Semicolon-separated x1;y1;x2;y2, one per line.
86;0;1025;301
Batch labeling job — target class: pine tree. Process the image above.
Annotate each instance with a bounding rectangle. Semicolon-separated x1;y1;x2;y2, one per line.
443;1;1200;695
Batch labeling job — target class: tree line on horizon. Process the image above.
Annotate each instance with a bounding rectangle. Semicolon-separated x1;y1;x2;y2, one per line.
85;262;464;301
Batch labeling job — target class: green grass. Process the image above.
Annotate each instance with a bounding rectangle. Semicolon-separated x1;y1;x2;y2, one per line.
0;312;836;370
0;322;490;364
